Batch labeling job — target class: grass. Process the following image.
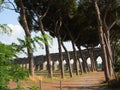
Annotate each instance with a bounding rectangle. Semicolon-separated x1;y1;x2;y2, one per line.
8;70;76;89
9;79;40;90
34;70;94;83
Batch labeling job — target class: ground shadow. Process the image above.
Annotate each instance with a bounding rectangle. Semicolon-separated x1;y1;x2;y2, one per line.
55;85;105;90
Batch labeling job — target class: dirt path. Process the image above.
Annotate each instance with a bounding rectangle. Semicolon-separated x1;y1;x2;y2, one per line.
42;71;105;90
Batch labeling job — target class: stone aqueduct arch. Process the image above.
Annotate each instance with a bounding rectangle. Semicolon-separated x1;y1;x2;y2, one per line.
15;48;103;70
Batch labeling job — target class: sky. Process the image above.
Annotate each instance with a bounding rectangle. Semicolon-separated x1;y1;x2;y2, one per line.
0;1;102;63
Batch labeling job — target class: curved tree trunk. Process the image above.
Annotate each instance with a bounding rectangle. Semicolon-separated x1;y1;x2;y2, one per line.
78;58;83;74
19;0;34;76
56;21;65;78
87;46;96;72
57;34;65;79
92;0;110;82
77;46;84;74
26;1;53;78
38;19;53;78
103;31;114;77
67;29;79;75
71;41;79;75
78;46;87;73
61;41;73;77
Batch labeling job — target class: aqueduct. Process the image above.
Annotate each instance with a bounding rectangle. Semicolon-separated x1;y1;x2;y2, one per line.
15;48;103;71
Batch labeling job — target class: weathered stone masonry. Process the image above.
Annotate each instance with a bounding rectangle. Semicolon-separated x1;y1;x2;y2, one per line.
15;48;102;71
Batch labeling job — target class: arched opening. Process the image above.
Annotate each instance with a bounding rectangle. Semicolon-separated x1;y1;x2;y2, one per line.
86;57;91;71
70;59;74;70
70;59;74;64
87;57;91;66
79;58;83;62
63;60;66;65
56;60;60;70
56;60;59;64
52;60;59;71
43;61;47;70
63;60;67;70
96;56;103;70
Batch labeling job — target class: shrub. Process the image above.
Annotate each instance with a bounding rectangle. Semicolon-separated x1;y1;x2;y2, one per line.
0;42;29;89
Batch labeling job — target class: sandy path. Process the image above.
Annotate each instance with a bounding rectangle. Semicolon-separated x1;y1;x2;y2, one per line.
42;71;105;90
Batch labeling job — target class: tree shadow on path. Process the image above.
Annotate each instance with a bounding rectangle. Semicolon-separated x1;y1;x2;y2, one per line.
56;85;105;90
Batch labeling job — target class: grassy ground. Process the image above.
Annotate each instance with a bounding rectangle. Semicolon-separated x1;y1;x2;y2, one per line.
9;70;80;89
35;70;90;82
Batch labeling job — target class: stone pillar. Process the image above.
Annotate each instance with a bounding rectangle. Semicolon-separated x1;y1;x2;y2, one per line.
23;64;26;68
57;61;60;70
39;63;43;70
20;64;23;67
25;64;29;69
21;64;24;68
95;60;98;71
64;60;69;70
43;62;47;70
53;61;58;71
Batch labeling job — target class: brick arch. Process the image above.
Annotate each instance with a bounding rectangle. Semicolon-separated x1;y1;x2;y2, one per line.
15;48;102;67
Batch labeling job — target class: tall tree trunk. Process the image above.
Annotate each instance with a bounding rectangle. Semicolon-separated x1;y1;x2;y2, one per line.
87;46;96;72
78;46;87;73
29;1;53;78
92;47;97;71
38;19;53;78
71;41;79;75
77;45;83;74
57;29;65;78
86;58;91;72
19;0;34;76
102;0;116;79
57;35;65;78
92;0;110;82
67;29;79;75
78;58;83;74
61;41;73;77
103;30;114;76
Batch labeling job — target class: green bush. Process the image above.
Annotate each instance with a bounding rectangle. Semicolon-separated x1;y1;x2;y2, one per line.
0;42;29;89
29;86;40;90
114;61;120;72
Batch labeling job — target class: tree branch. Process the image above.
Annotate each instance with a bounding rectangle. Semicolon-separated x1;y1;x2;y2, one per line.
42;7;49;19
103;0;111;23
7;0;19;13
108;20;117;31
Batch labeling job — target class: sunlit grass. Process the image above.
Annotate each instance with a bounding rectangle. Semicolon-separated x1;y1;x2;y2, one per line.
34;70;93;83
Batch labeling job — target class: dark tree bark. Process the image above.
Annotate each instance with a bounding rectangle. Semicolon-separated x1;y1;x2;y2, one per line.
103;31;114;76
19;0;34;76
78;46;88;73
71;41;79;75
56;20;65;79
87;46;96;72
78;57;84;74
21;0;53;78
38;18;53;78
61;41;73;77
57;33;65;78
92;0;110;82
66;29;79;75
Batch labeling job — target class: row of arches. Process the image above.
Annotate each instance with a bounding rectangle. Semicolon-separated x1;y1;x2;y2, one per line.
20;56;103;71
